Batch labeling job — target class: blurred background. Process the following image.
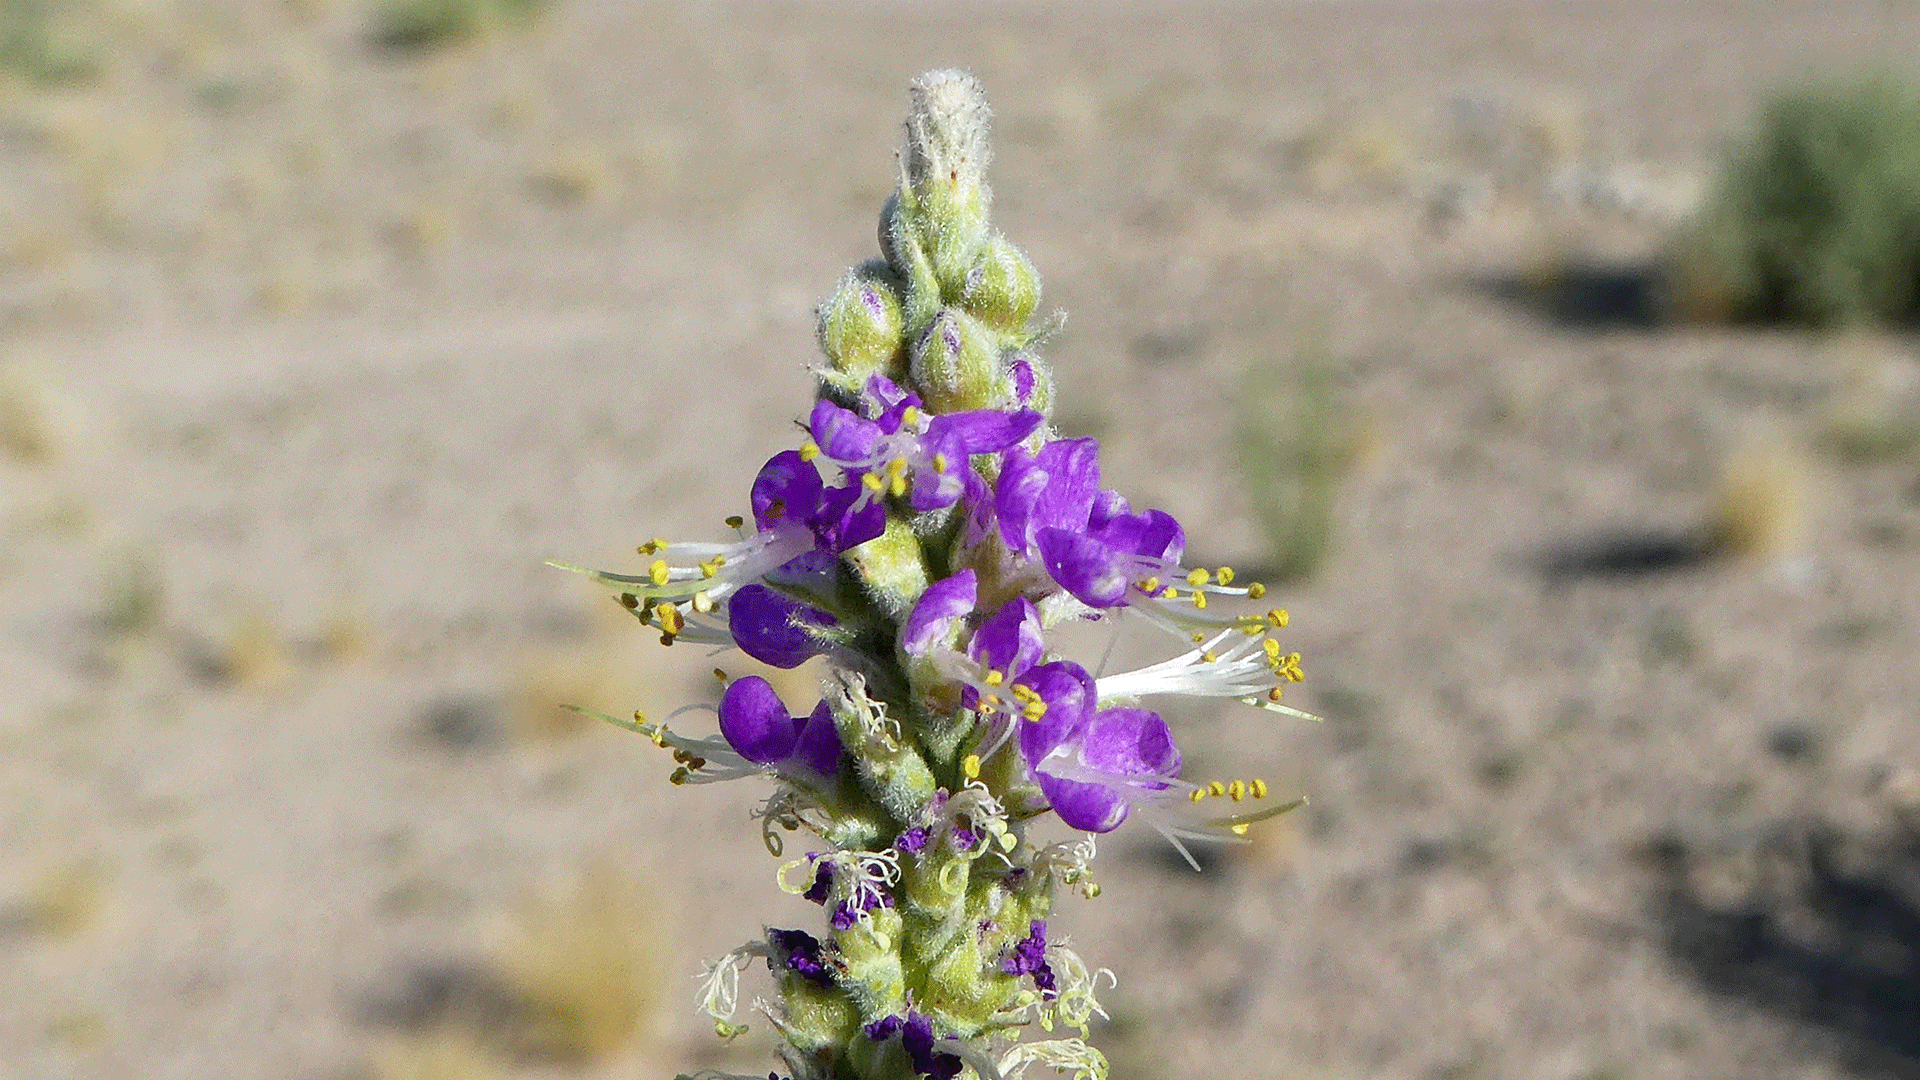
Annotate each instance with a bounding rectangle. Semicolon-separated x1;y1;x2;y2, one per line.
4;1;1920;1078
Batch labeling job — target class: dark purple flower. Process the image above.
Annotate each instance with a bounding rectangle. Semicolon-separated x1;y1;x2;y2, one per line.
1022;691;1185;833
802;858;833;905
1001;919;1057;998
717;677;843;779
766;927;833;987
895;826;930;855
865;1011;962;1080
749;450;886;556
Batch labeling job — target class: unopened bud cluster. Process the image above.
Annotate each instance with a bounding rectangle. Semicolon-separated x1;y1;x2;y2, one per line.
559;70;1310;1080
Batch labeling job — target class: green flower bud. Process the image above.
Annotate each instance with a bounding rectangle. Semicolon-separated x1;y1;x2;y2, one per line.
961;232;1040;332
910;307;999;413
902;70;993;296
780;978;860;1054
880;190;941;331
844;512;929;621
834;905;906;1018
818;259;907;391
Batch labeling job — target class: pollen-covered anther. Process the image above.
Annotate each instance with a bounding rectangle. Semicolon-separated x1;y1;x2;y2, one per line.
798;441;820;462
930;452;950;473
1185;567;1210;587
963;754;981;779
1189;776;1270;803
649;559;671;586
1215;566;1235;585
1247;582;1267;599
1267;608;1290;628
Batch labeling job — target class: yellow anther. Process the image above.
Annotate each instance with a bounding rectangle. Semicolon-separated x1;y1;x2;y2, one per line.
657;602;684;635
1186;567;1210;587
1216;566;1235;585
1160;586;1179;600
1139;576;1160;594
1268;608;1290;628
887;457;909;477
1193;631;1208;643
1193;593;1208;610
713;668;728;683
637;540;659;556
1247;582;1267;599
1189;788;1207;803
931;452;949;474
862;472;884;492
901;405;921;427
1207;780;1226;798
890;475;908;498
1201;651;1218;663
1085;882;1102;898
648;559;670;586
725;515;744;529
1022;700;1047;721
798;441;820;462
1228;780;1246;802
1268;687;1285;703
1250;778;1269;799
698;559;719;578
1230;823;1250;836
692;591;715;614
1264;639;1282;659
963;754;981;779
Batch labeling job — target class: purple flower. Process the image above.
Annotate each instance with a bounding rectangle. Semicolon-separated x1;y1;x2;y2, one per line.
765;927;833;987
864;1012;963;1080
716;677;843;779
895;826;930;855
806;377;1042;513
1001;919;1057;997
1015;661;1183;833
727;583;837;669
995;438;1101;561
751;449;886;556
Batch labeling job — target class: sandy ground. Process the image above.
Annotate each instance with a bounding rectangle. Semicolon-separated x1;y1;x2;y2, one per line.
5;2;1920;1079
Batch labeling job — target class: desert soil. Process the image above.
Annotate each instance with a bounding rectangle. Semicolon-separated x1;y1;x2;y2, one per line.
5;2;1920;1079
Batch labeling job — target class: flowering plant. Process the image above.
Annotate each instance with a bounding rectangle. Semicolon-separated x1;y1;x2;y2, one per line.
557;70;1310;1080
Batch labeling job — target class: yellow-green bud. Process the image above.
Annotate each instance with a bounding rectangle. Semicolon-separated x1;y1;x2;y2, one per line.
834;905;906;1018
844;513;929;621
962;232;1040;332
818;260;907;390
910;308;999;413
902;70;993;304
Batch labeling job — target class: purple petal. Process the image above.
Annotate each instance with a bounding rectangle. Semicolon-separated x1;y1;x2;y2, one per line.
751;451;823;532
1015;661;1096;767
1036;528;1132;608
862;375;915;415
790;700;844;778
968;596;1044;677
926;408;1044;455
994;447;1052;557
901;569;977;656
1030;438;1101;536
718;676;799;764
905;429;968;512
1037;771;1130;833
1079;708;1182;783
809;400;883;463
1008;356;1037;404
728;584;834;669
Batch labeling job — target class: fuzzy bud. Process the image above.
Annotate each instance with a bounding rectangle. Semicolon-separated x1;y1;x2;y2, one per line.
962;232;1040;332
818;259;908;391
910;307;999;413
902;70;993;303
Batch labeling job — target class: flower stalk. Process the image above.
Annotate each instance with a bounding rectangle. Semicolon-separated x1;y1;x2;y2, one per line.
557;69;1310;1080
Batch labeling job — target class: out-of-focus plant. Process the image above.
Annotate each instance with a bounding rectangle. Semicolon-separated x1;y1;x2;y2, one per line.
1237;329;1352;584
369;0;550;52
1666;75;1920;326
0;0;96;86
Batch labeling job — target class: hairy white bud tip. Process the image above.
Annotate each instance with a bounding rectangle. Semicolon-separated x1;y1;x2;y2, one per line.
906;69;991;193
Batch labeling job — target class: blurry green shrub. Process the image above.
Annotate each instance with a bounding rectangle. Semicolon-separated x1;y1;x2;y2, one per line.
370;0;550;51
1667;75;1920;326
0;0;96;85
1236;329;1356;583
